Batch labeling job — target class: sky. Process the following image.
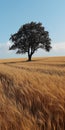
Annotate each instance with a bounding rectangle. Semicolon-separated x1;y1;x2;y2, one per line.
0;0;65;59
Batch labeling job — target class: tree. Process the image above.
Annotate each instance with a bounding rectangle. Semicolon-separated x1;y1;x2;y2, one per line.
9;22;52;61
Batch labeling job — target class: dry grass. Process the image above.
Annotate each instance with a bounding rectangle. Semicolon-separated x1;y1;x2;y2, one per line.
0;56;65;130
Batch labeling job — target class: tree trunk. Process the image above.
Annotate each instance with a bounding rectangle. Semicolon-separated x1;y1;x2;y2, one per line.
28;54;32;61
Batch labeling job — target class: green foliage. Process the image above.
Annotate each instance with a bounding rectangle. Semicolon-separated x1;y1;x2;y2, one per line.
9;22;52;61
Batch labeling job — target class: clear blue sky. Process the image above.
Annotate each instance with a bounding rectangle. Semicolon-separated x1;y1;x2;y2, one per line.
0;0;65;58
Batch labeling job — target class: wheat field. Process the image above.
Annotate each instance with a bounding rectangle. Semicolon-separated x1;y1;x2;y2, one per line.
0;56;65;130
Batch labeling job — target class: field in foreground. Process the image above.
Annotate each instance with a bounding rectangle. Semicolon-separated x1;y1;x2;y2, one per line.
0;56;65;130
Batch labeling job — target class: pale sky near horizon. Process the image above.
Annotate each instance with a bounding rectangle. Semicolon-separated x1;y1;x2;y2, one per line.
0;0;65;58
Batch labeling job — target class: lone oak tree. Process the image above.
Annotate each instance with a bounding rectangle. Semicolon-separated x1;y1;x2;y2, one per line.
9;22;52;61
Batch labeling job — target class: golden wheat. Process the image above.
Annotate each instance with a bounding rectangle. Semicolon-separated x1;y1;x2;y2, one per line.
0;56;65;130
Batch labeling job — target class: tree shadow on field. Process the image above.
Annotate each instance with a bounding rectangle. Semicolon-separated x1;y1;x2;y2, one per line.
0;59;40;65
0;60;26;65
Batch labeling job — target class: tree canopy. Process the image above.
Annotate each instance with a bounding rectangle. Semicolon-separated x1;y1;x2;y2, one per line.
9;22;52;61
